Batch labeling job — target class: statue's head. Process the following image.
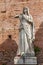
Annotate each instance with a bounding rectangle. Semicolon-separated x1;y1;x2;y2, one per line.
23;7;29;15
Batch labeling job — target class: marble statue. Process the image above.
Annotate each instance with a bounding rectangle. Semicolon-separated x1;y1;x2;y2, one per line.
14;7;37;64
15;7;35;56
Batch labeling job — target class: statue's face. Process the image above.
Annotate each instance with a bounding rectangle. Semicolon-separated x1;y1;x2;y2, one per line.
23;7;28;15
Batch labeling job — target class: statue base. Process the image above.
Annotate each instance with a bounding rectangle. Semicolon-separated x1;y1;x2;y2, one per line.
14;56;37;64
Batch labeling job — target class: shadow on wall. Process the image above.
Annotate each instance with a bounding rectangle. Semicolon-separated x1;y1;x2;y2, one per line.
0;35;18;63
34;22;43;64
34;22;43;49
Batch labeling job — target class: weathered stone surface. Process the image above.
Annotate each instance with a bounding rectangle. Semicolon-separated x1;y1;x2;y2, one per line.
14;56;37;64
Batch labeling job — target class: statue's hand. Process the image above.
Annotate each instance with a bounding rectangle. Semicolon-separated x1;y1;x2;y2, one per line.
15;15;19;18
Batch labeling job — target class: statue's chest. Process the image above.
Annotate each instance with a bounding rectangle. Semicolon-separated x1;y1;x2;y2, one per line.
21;20;31;28
20;16;31;30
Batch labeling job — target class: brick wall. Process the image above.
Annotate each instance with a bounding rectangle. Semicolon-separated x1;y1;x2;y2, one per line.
0;0;43;49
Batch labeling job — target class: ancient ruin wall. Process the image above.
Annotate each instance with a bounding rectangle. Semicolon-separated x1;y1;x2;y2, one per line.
0;0;43;48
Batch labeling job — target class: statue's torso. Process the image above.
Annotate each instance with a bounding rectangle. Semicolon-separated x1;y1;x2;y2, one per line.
19;14;32;39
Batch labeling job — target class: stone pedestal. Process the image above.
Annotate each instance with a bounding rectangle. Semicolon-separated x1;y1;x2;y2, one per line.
14;56;37;64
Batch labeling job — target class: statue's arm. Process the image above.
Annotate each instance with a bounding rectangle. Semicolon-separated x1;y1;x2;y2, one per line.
23;14;33;24
9;15;19;18
24;15;35;40
15;15;19;18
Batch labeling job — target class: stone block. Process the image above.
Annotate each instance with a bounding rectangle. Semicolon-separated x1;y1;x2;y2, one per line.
14;56;37;64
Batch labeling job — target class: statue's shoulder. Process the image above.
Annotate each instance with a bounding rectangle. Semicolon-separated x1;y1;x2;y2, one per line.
19;14;23;19
20;14;23;16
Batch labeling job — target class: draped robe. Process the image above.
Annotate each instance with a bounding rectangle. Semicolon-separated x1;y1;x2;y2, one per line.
18;14;35;54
